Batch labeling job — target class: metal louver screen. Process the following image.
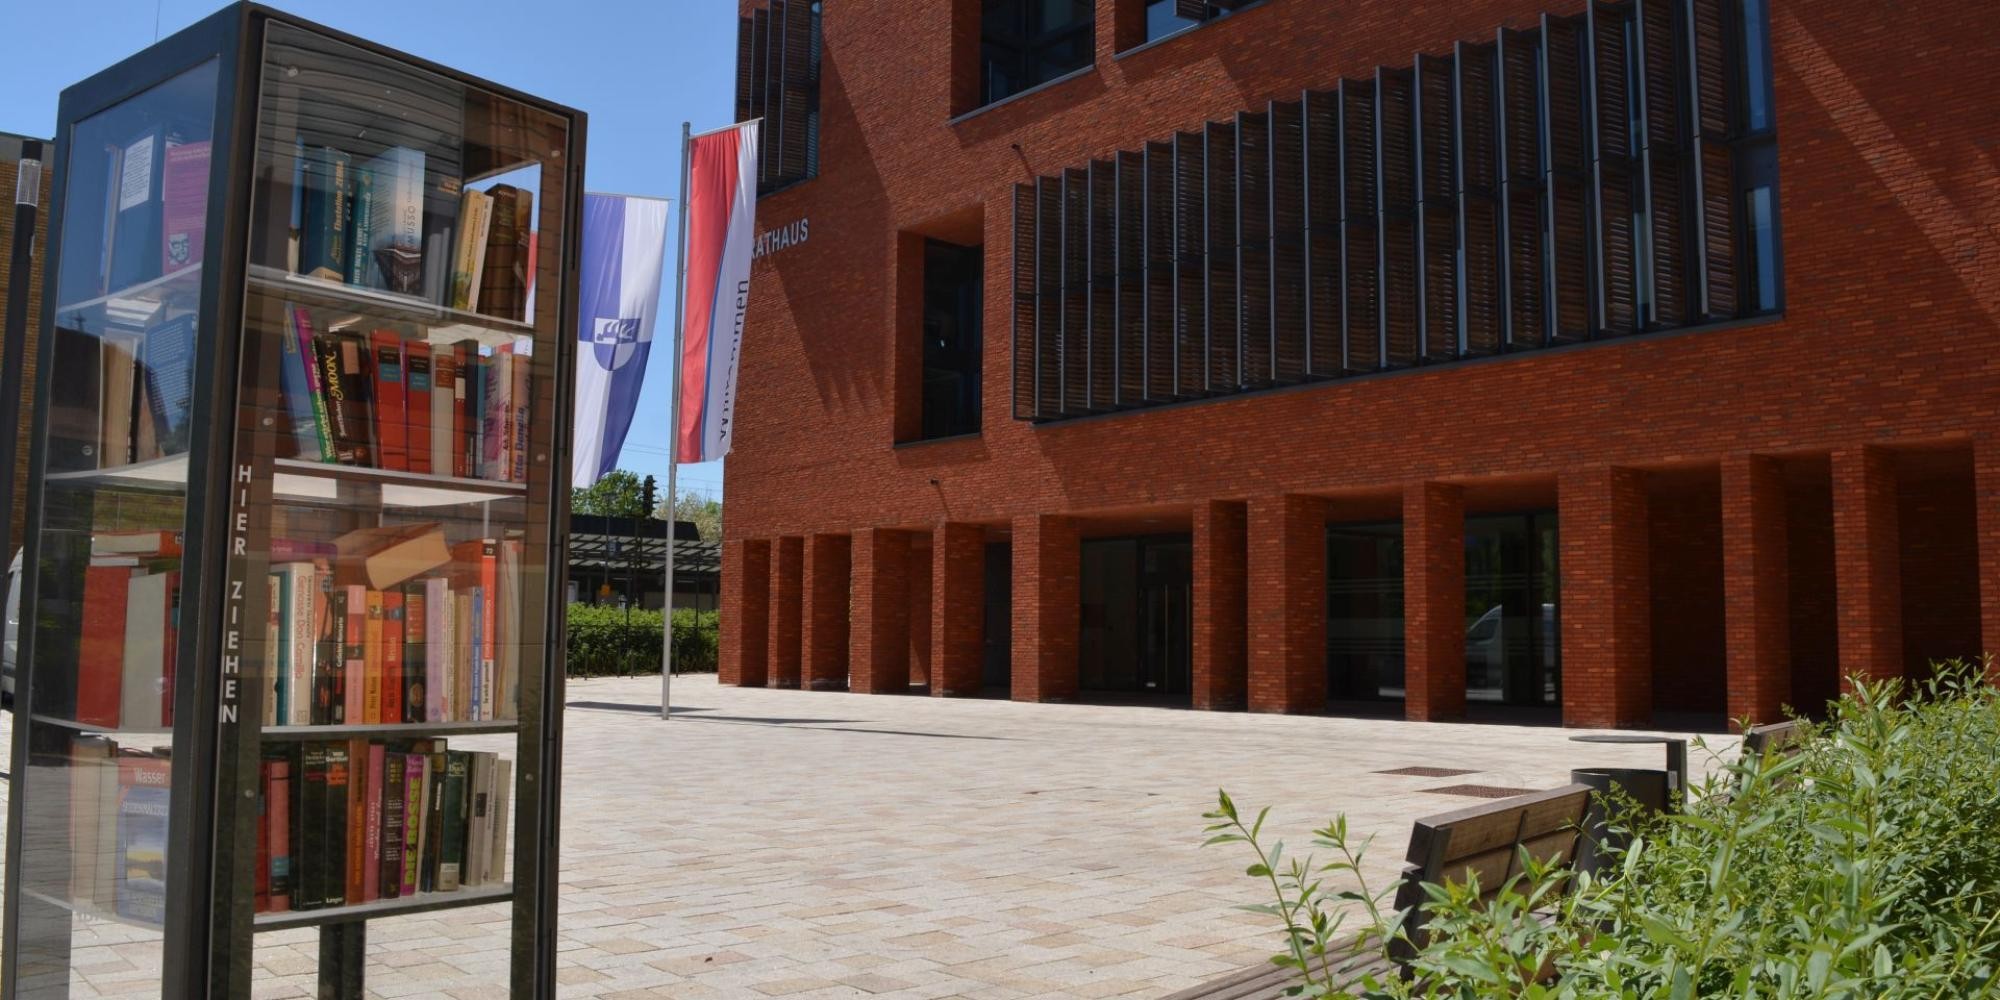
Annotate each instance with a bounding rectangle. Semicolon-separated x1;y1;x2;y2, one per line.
734;0;820;193
1004;0;1772;423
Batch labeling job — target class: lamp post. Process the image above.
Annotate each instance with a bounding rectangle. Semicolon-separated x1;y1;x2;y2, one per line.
0;139;43;629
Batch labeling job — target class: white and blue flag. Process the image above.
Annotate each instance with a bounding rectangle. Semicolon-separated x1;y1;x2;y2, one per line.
572;193;670;487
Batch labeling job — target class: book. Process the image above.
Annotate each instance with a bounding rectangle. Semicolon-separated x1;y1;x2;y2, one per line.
363;591;385;726
140;313;197;457
369;330;408;472
121;572;174;730
334;522;450;590
465;752;493;887
380;752;406;899
458;345;482;479
363;147;425;294
265;747;292;912
299;146;351;281
160;139;209;276
275;562;316;727
320;585;346;725
114;753;172;924
424;577;450;722
323;742;351;908
481;353;510;481
345;165;375;286
431;345;457;478
346;737;367;905
422;745;447;892
477;185;524;321
90;530;184;558
278;306;326;461
296;742;328;909
437;751;469;891
362;743;384;903
404;582;428;723
489;757;512;884
78;562;134;727
451;592;472;723
498;540;522;719
69;736;117;907
402;753;426;896
382;590;406;725
405;341;434;475
264;576;280;728
289;306;336;463
343;584;367;724
449;189;493;311
509;348;531;483
467;587;484;721
313;331;374;466
270;569;291;725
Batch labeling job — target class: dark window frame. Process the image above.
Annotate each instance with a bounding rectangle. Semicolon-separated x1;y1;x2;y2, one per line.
980;0;1095;108
919;238;985;440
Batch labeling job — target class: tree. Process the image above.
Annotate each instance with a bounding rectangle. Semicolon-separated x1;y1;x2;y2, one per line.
668;492;723;541
571;469;647;517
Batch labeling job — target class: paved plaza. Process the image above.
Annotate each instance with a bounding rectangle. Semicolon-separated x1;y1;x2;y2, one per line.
0;678;1723;998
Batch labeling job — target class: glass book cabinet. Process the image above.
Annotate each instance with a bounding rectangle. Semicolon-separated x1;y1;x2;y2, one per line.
3;5;583;997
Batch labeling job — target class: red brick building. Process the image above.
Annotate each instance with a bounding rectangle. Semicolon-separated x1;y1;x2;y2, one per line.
717;0;2000;730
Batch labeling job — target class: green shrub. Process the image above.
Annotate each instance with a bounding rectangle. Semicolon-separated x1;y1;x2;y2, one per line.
1209;660;2000;998
564;604;718;677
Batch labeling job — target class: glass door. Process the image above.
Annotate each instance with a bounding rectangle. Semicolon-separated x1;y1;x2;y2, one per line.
9;56;220;1000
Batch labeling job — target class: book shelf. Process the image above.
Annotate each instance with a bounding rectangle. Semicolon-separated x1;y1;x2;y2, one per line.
2;6;583;999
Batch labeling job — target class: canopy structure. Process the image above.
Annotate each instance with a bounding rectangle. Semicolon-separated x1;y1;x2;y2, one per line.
566;514;720;610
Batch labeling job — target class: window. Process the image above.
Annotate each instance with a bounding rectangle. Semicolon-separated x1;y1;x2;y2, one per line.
922;240;983;439
981;0;1093;107
734;0;822;194
1009;0;1780;422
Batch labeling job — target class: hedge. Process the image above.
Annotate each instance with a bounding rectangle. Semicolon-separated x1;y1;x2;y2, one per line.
565;605;718;677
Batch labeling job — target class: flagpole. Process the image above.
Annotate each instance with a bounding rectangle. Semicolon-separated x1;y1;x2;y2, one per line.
662;121;693;721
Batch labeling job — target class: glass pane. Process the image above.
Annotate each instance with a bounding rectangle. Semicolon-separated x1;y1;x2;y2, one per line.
225;21;569;988
1463;513;1559;706
16;56;218;1000
1745;184;1777;312
1740;0;1771;131
1326;524;1405;700
1145;0;1201;44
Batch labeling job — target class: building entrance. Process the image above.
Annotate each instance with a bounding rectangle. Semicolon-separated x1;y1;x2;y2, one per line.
1463;513;1561;707
1079;535;1192;697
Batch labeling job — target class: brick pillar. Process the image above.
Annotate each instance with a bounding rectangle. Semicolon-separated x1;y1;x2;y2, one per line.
1193;500;1248;711
1975;439;2000;682
907;541;933;687
1404;482;1466;721
768;536;805;689
720;539;770;686
1832;446;1903;687
931;523;985;696
1722;454;1791;728
1246;495;1328;714
850;529;911;694
1559;467;1651;728
1013;514;1080;703
802;533;852;690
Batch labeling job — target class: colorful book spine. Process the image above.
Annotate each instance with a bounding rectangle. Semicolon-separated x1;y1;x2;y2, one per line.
279;562;316;727
160;139;210;276
278;306;324;461
345;737;366;905
405;341;433;475
290;306;336;463
362;744;384;903
345;165;375;285
380;753;406;900
322;742;350;908
299;146;351;281
431;347;456;478
314;332;374;466
364;146;425;294
115;754;172;925
369;331;408;472
403;583;427;723
266;750;291;912
363;591;385;725
425;577;450;722
342;583;366;724
320;585;346;725
437;751;469;891
382;590;405;724
78;563;133;727
402;754;425;896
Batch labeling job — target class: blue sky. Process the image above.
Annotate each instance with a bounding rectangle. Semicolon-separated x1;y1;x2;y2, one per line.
1;0;735;501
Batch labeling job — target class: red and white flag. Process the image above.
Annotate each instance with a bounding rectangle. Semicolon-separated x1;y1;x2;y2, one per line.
675;120;760;463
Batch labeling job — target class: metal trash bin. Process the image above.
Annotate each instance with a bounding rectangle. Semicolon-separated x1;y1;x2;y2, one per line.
1569;767;1672;876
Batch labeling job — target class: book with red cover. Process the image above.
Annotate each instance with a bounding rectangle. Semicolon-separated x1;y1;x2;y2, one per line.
342;584;366;724
405;341;433;475
78;563;134;727
265;749;291;912
368;330;407;471
382;591;405;724
362;743;383;903
452;342;477;479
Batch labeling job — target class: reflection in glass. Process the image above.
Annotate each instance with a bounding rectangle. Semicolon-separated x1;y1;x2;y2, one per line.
1462;513;1560;706
1326;524;1405;700
1079;536;1190;695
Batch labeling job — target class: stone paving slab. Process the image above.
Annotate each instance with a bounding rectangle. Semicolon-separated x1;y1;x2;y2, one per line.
0;677;1726;998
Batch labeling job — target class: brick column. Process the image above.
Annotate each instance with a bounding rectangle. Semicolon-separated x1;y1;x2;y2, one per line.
1192;500;1248;711
1404;482;1466;722
1722;454;1790;728
850;529;911;694
931;522;985;696
1832;446;1903;687
719;539;770;686
768;536;805;689
802;533;852;690
1013;514;1080;703
907;541;933;687
1559;467;1651;728
1246;495;1328;714
1975;439;2000;681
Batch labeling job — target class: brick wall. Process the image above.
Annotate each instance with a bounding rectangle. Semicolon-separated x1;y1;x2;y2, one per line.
1191;499;1247;711
1246;494;1327;714
930;522;983;695
718;0;2000;719
802;533;852;689
721;538;771;686
1403;483;1466;721
769;536;805;688
1011;514;1078;702
850;528;911;693
1560;468;1651;728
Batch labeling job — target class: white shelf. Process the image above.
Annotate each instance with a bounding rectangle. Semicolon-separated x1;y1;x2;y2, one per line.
247;265;534;348
46;454;523;508
254;882;512;931
53;265;205;337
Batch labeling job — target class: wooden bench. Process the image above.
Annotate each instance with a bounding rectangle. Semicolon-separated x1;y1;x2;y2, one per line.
1162;784;1594;1000
1743;718;1811;760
